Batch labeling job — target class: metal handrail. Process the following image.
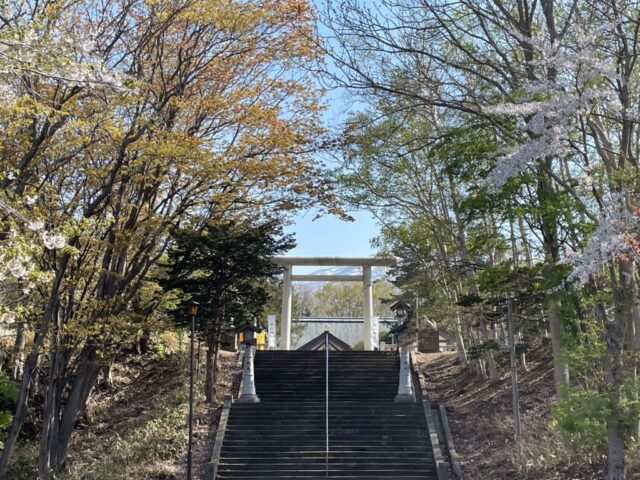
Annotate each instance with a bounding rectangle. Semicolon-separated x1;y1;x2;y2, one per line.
325;331;329;477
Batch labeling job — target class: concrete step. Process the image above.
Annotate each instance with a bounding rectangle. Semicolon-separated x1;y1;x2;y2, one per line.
219;454;433;462
218;475;436;479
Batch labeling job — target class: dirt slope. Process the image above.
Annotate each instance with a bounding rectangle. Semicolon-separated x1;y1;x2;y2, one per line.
417;343;639;480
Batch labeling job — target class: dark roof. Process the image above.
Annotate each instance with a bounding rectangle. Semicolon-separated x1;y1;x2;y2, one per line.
389;300;412;311
297;331;352;351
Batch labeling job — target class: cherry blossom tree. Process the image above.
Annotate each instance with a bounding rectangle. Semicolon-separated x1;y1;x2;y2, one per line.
325;1;640;478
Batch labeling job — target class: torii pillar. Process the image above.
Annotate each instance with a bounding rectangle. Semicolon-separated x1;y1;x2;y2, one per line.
363;265;374;351
280;265;293;350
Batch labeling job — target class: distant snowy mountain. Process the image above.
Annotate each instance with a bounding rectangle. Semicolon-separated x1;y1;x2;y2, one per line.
294;265;392;291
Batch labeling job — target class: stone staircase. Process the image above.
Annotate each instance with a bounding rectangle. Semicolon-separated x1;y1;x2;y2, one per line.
215;350;439;479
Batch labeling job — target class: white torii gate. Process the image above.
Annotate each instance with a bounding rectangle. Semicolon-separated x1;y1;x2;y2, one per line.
272;256;397;351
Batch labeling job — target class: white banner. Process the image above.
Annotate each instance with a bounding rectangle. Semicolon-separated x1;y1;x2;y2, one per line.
267;314;277;349
371;316;380;350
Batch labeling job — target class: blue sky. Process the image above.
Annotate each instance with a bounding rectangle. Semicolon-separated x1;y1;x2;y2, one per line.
284;0;381;269
284;210;379;273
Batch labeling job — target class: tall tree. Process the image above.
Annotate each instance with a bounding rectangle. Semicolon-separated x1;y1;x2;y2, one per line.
162;219;295;402
0;1;337;477
323;1;640;477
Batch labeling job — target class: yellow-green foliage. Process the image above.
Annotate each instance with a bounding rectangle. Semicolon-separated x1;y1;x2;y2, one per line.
552;315;640;450
0;373;19;434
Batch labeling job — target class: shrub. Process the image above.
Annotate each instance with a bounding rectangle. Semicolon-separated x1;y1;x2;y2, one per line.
0;372;19;434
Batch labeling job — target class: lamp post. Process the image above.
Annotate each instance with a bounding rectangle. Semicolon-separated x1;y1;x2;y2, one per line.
238;323;261;403
186;300;199;480
390;300;415;402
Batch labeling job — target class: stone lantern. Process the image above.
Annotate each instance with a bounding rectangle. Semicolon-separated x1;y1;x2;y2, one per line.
390;300;415;402
237;323;261;403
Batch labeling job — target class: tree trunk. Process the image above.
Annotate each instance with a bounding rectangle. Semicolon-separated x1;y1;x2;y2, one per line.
518;331;529;372
196;339;202;379
467;324;486;378
29;354;41;401
548;299;570;400
205;337;215;402
205;344;221;403
0;312;52;477
625;274;640;439
52;344;100;472
38;327;66;480
37;338;101;477
479;319;499;384
205;319;223;403
12;323;26;380
604;312;627;480
0;252;72;478
602;258;638;480
518;217;533;268
606;423;626;480
455;316;468;365
535;157;569;401
512;304;528;372
101;362;114;387
502;322;509;347
138;328;151;355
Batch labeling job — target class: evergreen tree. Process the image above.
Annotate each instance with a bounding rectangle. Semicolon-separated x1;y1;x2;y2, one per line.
162;219;294;401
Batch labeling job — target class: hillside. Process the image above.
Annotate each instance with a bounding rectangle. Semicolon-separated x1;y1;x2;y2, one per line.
417;344;640;480
7;350;240;480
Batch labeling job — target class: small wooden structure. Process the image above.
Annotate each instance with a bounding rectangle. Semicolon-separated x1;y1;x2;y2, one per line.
418;329;441;353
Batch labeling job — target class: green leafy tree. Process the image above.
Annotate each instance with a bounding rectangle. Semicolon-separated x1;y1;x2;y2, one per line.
296;280;397;318
324;1;640;476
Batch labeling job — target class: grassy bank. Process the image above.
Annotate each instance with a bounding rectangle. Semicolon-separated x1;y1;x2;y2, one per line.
7;350;239;479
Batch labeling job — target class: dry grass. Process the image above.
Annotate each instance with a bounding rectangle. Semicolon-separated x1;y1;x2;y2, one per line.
417;343;640;480
7;349;240;480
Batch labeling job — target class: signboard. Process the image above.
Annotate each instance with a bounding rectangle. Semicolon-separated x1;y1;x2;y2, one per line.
267;314;277;349
256;331;267;350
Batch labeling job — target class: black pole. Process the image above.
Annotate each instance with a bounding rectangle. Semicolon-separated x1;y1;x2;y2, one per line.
507;298;523;458
187;313;195;479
